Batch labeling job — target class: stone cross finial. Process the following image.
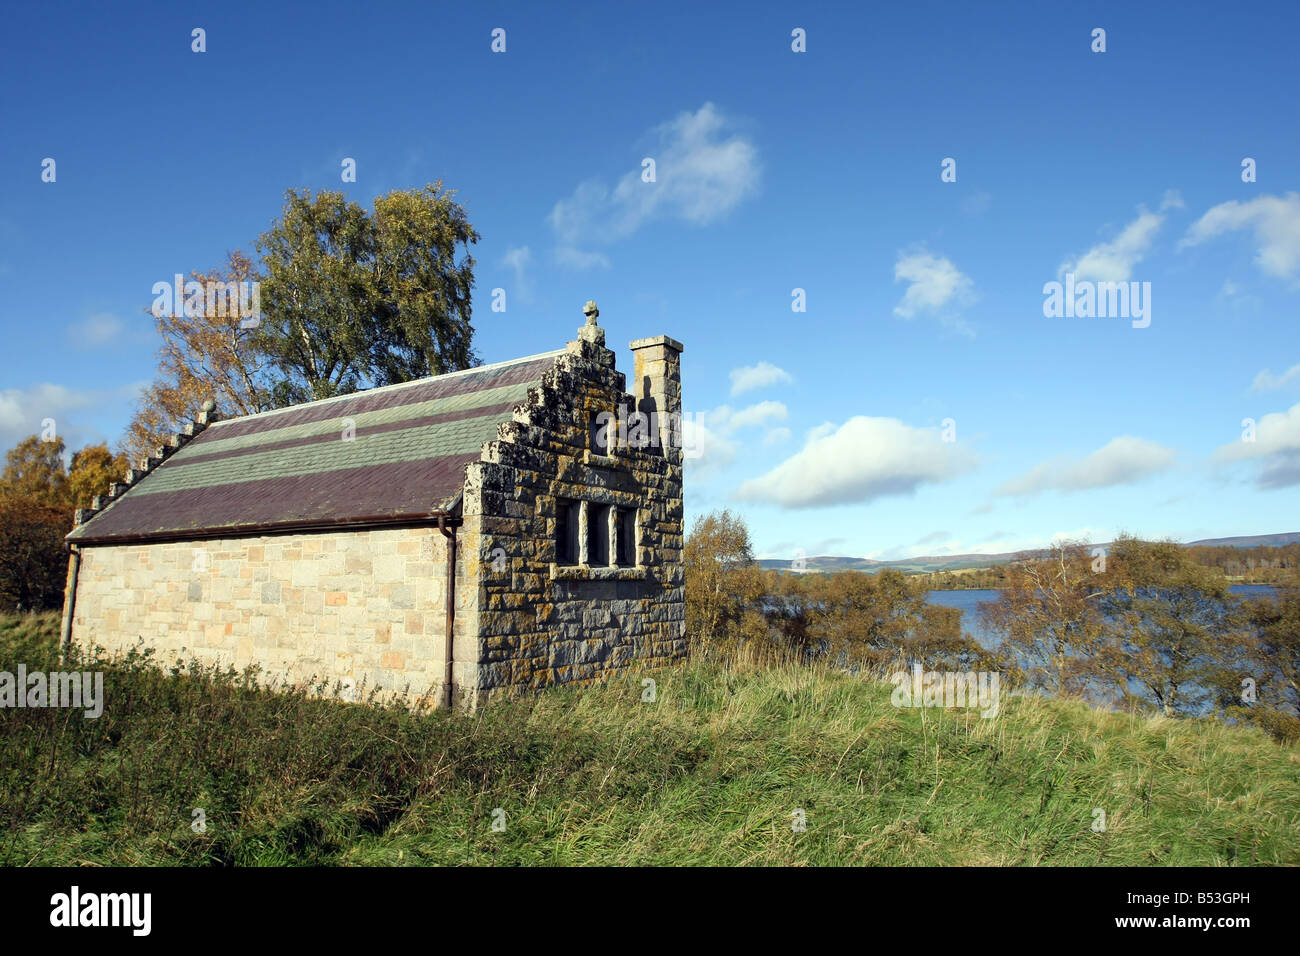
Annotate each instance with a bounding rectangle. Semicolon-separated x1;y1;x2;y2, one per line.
577;299;605;346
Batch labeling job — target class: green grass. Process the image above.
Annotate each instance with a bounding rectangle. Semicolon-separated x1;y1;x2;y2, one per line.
3;611;1297;865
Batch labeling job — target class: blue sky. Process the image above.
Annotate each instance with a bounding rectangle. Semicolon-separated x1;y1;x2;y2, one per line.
2;0;1298;560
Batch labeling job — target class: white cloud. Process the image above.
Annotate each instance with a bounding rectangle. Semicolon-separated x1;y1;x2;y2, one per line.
1252;363;1300;391
683;401;793;478
548;102;760;249
1059;205;1167;283
1160;189;1185;211
1179;193;1300;280
67;313;125;349
553;246;611;271
961;191;992;216
893;249;975;323
727;400;787;430
729;361;793;396
0;381;147;456
681;407;739;479
1213;401;1300;489
734;416;978;509
995;436;1176;498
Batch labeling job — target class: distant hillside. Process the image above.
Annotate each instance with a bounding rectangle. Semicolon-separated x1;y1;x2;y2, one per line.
758;551;1045;574
1186;532;1300;548
760;532;1300;574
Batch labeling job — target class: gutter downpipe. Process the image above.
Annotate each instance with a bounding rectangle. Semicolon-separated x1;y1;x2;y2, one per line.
437;514;457;710
59;544;81;665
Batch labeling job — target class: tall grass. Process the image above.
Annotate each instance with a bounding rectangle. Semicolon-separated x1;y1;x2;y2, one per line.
3;611;1297;866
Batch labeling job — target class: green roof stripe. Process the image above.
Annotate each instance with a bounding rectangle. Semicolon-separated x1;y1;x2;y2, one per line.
179;380;535;459
128;412;514;497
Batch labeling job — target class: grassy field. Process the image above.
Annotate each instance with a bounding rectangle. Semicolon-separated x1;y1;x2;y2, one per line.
2;610;1298;866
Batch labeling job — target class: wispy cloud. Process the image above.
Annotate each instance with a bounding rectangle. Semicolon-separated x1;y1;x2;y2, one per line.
1179;192;1300;281
1059;200;1173;283
66;312;125;349
994;436;1176;498
553;246;610;271
729;361;793;396
892;248;975;332
734;416;978;508
501;246;533;304
548;102;760;261
1252;363;1300;391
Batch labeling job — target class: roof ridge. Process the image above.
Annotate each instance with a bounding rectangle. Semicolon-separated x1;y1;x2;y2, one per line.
208;349;564;428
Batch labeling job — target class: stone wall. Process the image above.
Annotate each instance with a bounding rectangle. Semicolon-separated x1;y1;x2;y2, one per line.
70;526;470;706
460;324;686;698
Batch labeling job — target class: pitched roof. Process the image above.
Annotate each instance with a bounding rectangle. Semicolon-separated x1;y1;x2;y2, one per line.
68;351;562;544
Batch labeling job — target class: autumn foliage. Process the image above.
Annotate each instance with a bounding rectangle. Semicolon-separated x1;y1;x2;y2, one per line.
686;512;1298;743
979;537;1300;742
0;435;127;612
684;509;990;673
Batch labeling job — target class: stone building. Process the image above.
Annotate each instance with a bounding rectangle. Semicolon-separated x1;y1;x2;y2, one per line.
61;302;686;707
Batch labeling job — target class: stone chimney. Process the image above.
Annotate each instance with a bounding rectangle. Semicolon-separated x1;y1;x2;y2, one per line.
629;333;684;462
